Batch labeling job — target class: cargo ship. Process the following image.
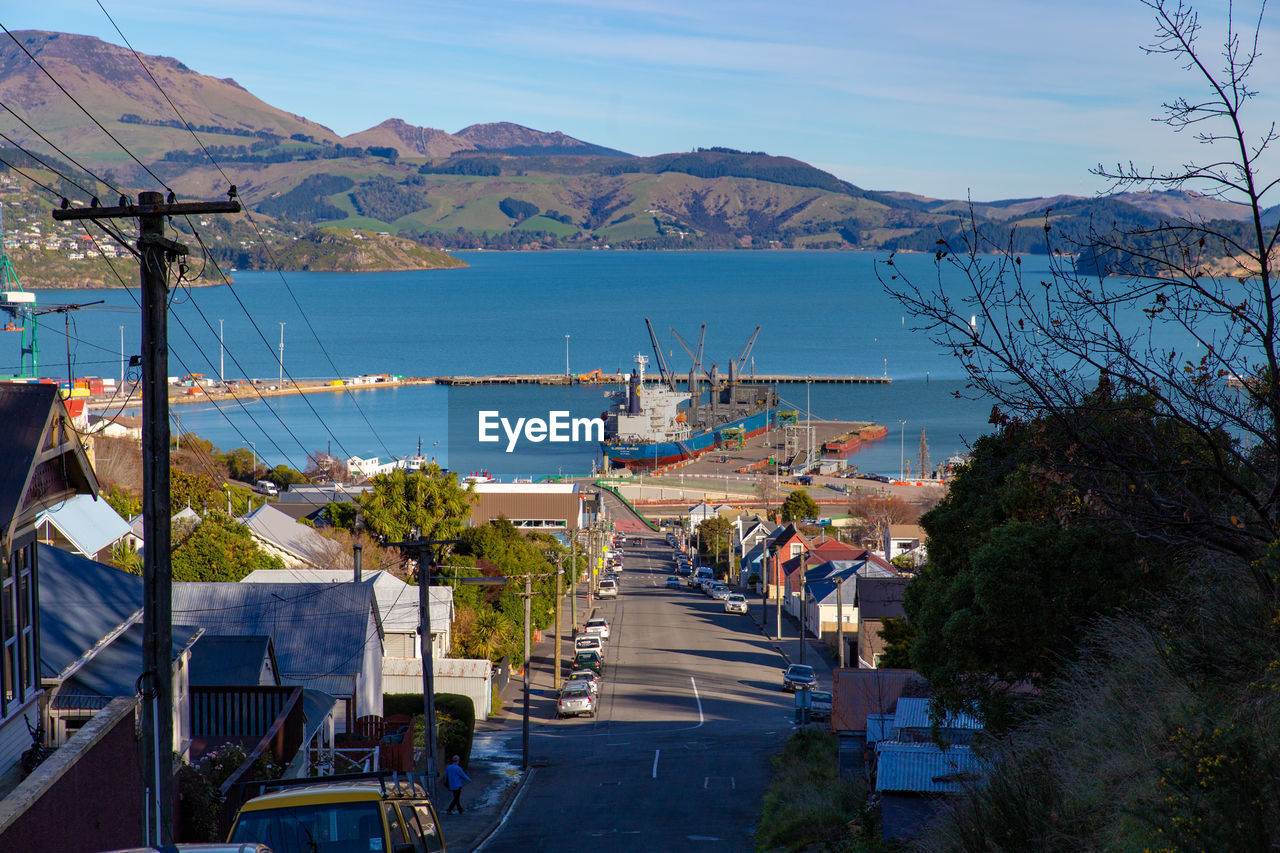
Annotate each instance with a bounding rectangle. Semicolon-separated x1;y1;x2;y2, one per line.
602;321;778;470
823;431;862;454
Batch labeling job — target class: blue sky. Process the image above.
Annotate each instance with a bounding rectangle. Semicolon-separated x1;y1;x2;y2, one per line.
8;0;1280;199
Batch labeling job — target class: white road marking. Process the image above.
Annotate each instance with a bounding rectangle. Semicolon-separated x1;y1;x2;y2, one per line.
691;676;704;728
652;749;660;778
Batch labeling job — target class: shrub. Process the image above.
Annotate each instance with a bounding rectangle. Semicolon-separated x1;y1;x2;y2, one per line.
385;692;476;767
756;727;868;852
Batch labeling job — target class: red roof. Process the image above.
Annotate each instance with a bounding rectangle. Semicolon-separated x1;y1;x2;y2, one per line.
830;668;927;733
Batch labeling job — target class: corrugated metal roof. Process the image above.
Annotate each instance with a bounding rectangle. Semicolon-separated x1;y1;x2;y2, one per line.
875;741;984;793
302;689;338;742
474;483;578;494
173;581;379;697
382;657;489;679
239;503;340;567
36;493;131;556
830;668;928;733
892;697;984;732
856;576;909;619
59;622;201;702
241;568;452;632
39;544;143;679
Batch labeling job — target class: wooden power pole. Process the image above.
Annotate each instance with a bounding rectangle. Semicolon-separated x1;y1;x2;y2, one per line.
54;191;239;845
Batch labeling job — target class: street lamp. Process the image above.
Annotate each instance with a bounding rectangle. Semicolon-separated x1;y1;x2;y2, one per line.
249;441;257;481
898;419;907;481
278;322;286;384
564;334;570;378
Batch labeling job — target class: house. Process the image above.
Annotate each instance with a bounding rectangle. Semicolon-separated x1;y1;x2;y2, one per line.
275;483;371;522
874;698;986;840
240;567;454;658
802;553;899;640
173;581;384;733
85;412;142;440
345;454;401;479
37;545;199;753
875;741;985;841
686;501;717;528
470;482;585;531
34;493;131;561
856;575;911;668
884;523;927;564
0;383;100;782
238;502;341;569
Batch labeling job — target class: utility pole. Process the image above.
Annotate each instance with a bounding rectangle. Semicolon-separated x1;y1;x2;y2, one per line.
553;552;563;690
523;572;532;771
120;324;125;383
569;538;577;639
836;573;845;668
775;547;783;642
278;321;286;384
53;190;240;846
799;555;807;666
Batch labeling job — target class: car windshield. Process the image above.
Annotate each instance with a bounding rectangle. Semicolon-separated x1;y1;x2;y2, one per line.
727;595;745;602
812;691;832;702
788;665;815;677
586;619;607;628
230;800;383;853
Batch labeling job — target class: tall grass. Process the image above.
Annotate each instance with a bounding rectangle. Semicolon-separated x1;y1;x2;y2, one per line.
757;727;871;852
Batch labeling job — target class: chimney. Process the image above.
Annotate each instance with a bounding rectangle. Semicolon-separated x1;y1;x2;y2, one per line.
353;542;363;583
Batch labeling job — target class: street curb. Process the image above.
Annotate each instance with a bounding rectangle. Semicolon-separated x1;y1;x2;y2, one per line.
470;766;535;853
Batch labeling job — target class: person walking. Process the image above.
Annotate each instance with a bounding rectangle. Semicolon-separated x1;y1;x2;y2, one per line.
444;754;471;814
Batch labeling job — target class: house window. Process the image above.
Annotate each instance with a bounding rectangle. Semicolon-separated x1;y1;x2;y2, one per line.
2;538;38;719
789;543;803;558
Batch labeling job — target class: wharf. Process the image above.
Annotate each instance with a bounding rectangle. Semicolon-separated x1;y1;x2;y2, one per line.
444;374;890;386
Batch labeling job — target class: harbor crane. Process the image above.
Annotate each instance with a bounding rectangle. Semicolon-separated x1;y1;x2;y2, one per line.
0;207;38;378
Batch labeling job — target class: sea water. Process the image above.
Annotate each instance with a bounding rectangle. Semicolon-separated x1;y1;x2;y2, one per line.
24;250;1033;477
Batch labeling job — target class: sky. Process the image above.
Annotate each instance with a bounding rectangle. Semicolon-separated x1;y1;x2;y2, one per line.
6;0;1280;200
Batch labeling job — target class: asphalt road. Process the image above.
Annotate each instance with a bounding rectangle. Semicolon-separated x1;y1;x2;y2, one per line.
479;528;798;852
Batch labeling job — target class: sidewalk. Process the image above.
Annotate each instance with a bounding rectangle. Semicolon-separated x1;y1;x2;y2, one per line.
439;581;586;850
747;593;841;689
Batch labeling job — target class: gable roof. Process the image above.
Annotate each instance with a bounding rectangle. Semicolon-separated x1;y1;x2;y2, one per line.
0;383;99;546
892;697;983;732
36;493;131;556
52;622;201;710
39;544;144;681
188;635;280;686
857;575;910;619
887;523;927;542
241;568;452;632
808;538;862;561
239;502;340;568
172;581;381;695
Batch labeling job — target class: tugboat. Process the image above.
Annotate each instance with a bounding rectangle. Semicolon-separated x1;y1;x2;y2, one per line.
601;320;778;470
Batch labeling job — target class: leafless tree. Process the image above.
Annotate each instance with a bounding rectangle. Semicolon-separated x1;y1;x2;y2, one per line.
880;0;1280;595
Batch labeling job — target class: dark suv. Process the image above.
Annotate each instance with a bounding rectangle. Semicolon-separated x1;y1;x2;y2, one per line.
781;664;816;692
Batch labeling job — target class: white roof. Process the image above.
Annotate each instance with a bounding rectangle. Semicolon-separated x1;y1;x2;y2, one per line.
36;494;130;556
238;503;341;567
241;568;453;632
471;483;578;494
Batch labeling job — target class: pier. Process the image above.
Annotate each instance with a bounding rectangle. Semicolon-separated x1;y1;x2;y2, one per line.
438;373;890;386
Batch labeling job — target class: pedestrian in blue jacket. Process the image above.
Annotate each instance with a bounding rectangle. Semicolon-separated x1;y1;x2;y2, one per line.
445;754;471;814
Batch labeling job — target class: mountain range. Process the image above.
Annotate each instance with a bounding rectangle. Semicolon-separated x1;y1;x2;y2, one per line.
1;29;1276;261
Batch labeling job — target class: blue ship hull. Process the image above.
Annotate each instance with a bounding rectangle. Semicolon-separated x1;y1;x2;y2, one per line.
604;409;773;469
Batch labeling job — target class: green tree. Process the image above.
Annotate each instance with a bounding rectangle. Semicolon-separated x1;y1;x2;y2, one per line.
267;464;307;489
357;463;475;543
103;484;141;520
171;467;219;513
780;490;820;523
696;516;733;575
171;512;285;581
876;617;914;669
221;447;258;482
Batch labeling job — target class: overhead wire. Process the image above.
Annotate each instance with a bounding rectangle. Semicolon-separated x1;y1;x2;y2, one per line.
0;100;124;199
92;1;397;460
0;21;169;192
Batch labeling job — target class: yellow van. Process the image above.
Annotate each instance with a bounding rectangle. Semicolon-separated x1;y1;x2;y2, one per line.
227;773;444;853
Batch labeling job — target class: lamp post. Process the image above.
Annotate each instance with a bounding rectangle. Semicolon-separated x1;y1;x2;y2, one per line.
799;554;808;666
250;441;257;481
898;419;907;481
564;334;570;378
218;318;224;384
278;322;285;384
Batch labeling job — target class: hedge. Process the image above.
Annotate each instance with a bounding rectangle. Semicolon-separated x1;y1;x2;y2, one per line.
384;692;476;768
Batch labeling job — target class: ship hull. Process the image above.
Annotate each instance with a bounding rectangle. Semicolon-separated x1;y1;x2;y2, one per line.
604;409;773;470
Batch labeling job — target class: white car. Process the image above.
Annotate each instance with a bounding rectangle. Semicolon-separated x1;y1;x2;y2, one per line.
598;579;619;599
583;617;610;640
724;593;748;613
575;635;606;659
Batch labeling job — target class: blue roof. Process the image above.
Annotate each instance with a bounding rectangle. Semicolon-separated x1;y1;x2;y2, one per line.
39;544;143;680
36;493;131;556
892;697;984;732
54;622;201;708
189;635;277;686
875;741;985;793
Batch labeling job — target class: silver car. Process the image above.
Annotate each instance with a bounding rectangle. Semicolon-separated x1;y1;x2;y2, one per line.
598;579;619;599
557;685;597;718
724;593;748;613
565;674;600;696
583;617;610;640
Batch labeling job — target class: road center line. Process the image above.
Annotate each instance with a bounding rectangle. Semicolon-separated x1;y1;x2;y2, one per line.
690;676;704;728
652;748;660;779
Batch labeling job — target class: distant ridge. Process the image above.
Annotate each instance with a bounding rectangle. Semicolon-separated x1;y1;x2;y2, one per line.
343;119;473;159
456;121;632;157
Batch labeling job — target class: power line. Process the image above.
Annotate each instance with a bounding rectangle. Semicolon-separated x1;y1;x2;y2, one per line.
0;21;168;192
0;100;124;198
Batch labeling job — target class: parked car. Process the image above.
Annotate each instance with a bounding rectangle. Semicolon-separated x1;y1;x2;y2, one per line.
567;668;601;688
557;685;597;718
575;635;605;659
565;673;600;695
809;690;833;721
583;617;610;640
708;584;731;600
665;575;682;589
597;579;619;599
573;650;604;675
782;664;817;692
856;472;891;483
724;593;748;613
227;772;443;853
